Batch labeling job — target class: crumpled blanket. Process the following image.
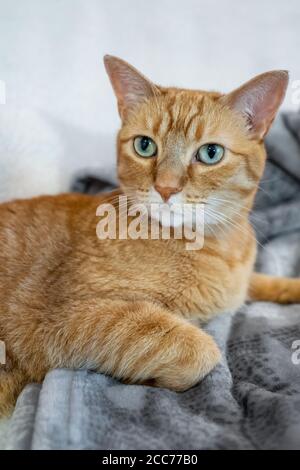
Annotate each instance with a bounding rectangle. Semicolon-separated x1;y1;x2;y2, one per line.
4;111;300;450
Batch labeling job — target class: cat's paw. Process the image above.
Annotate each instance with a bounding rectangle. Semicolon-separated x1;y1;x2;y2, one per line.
151;323;221;392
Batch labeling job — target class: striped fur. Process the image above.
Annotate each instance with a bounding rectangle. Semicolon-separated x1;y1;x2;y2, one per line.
0;57;297;415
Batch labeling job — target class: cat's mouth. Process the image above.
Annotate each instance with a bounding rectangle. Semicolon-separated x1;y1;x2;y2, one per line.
149;205;187;228
143;201;206;229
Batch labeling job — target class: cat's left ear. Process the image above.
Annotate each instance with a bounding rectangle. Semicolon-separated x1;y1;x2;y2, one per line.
104;55;159;121
221;70;289;140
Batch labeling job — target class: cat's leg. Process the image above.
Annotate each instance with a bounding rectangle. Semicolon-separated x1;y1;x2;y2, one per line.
249;273;300;304
43;300;221;392
0;369;28;417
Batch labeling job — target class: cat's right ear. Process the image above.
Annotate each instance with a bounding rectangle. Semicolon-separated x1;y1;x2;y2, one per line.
220;70;289;140
104;55;159;121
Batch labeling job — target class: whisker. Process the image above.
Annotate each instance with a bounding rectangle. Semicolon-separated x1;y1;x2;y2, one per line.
206;207;281;272
205;206;264;244
207;196;265;222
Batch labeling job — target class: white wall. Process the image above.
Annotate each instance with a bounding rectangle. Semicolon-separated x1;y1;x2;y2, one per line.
0;0;299;197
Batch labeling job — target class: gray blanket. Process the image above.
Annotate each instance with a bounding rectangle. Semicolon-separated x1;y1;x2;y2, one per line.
4;112;300;450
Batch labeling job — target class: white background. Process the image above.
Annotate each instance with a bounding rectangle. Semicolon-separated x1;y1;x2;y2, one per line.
0;0;300;196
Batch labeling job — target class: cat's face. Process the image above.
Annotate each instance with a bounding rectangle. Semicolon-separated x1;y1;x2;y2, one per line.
105;56;288;230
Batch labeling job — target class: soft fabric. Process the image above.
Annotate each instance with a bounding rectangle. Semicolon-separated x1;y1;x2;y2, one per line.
3;110;300;450
0;418;9;449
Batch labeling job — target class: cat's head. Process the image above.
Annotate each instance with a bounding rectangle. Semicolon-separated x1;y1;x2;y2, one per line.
104;55;288;230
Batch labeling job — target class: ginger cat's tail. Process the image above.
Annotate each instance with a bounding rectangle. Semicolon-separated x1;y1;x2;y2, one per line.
249;273;300;304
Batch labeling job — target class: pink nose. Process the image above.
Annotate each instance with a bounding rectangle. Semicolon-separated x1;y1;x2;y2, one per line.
154;184;182;202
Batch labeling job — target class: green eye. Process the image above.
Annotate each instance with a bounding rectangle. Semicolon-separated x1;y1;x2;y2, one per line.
134;136;157;158
196;143;224;165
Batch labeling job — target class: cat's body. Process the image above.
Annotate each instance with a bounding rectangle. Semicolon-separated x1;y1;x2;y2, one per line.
1;56;300;415
0;190;253;414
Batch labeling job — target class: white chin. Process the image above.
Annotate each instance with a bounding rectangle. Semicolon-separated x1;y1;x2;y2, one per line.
149;206;188;228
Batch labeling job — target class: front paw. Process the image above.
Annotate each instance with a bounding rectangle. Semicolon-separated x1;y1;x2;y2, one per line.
151;323;221;392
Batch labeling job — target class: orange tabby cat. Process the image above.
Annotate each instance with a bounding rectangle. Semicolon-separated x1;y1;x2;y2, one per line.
0;56;299;416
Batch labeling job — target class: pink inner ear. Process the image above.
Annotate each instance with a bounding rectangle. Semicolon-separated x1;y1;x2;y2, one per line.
104;55;158;120
223;71;289;139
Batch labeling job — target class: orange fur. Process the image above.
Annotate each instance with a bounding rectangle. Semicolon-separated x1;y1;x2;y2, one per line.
249;273;300;303
0;56;298;415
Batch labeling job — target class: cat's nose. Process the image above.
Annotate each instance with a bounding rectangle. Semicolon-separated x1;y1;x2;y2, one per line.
154;184;182;202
